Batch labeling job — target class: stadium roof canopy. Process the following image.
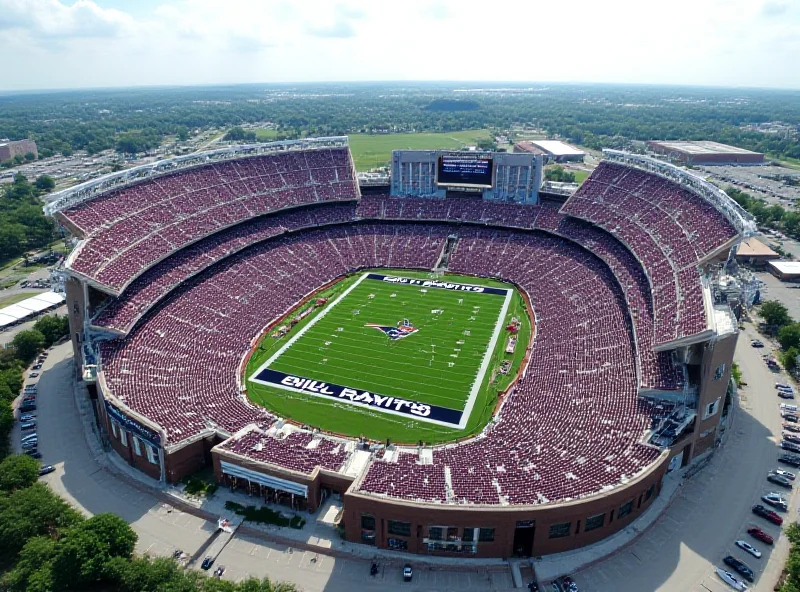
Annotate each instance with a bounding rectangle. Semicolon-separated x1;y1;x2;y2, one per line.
650;140;761;156
736;237;779;258
0;292;65;328
529;140;586;157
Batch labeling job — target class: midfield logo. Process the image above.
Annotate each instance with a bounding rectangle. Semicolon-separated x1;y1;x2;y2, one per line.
365;318;418;340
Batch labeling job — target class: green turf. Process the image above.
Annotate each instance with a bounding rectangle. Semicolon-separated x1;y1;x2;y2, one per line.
255;129;279;141
347;130;491;172
245;269;530;444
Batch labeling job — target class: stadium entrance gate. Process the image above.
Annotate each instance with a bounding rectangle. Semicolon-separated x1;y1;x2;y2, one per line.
513;521;536;557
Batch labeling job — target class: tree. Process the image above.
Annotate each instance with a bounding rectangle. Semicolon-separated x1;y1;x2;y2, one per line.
0;454;41;491
779;323;800;351
34;175;55;192
760;300;791;328
50;514;137;589
33;315;69;347
0;483;83;557
24;152;36;162
11;329;45;362
782;347;800;374
3;536;57;592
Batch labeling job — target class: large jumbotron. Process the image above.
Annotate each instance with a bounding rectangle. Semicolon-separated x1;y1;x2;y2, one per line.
51;138;754;558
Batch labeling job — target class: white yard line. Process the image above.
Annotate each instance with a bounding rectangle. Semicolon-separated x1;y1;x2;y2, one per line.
250;271;512;430
251;272;370;373
458;287;513;429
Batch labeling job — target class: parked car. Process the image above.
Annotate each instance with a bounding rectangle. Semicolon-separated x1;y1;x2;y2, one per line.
779;391;795;399
20;421;36;431
19;413;35;422
28;372;39;379
24;450;42;459
735;540;762;559
403;564;413;582
551;576;579;592
38;465;55;476
21;440;38;450
724;555;754;582
715;567;749;591
784;423;800;433
768;473;793;488
781;440;800;453
747;527;774;545
775;468;796;480
751;340;764;348
762;493;789;511
21;432;37;442
777;383;793;390
19;404;36;413
753;504;783;525
783;413;799;423
200;556;214;570
32;363;42;370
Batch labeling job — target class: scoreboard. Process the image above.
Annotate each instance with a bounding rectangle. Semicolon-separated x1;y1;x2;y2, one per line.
391;150;542;203
436;154;494;188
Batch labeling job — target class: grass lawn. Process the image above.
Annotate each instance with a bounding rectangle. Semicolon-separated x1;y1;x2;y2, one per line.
246;269;530;444
347;130;492;171
573;170;590;184
0;291;42;308
255;129;279;141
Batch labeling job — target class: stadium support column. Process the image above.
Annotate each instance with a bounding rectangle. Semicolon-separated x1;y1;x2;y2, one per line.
158;447;166;485
532;155;543;204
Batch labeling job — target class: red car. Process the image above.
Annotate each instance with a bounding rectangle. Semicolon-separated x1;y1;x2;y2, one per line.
748;526;774;545
752;504;783;525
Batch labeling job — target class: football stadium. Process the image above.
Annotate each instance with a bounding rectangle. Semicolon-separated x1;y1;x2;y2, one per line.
50;138;755;558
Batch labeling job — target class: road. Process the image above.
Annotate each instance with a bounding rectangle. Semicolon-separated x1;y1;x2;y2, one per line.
16;323;795;591
22;342;516;591
575;321;792;591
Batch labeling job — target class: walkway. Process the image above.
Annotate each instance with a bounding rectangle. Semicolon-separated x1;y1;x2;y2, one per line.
22;322;791;591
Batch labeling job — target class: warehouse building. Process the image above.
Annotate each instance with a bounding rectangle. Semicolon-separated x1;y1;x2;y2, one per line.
0;139;38;162
647;141;764;165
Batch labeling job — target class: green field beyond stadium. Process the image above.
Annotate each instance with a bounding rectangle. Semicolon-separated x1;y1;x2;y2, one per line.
245;270;531;444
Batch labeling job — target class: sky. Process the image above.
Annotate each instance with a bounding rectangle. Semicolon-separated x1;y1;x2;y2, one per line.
1;0;799;91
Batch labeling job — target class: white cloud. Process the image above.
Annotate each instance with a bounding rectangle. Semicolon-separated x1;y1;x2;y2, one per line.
0;0;797;90
0;0;135;39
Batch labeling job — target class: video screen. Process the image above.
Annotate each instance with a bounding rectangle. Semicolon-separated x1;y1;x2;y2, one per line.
437;154;494;187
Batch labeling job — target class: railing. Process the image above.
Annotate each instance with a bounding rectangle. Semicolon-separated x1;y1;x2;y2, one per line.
44;136;350;215
602;149;756;237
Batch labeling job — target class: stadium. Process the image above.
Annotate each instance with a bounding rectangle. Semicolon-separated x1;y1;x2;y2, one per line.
48;138;754;558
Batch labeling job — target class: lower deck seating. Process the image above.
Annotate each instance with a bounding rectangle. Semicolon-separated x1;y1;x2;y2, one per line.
99;222;660;506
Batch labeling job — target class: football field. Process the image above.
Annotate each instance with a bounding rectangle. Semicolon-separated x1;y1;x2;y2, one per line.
246;270;529;443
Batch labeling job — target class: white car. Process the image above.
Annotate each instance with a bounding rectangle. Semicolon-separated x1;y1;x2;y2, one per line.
735;540;762;558
781;404;798;412
775;468;796;480
716;568;749;591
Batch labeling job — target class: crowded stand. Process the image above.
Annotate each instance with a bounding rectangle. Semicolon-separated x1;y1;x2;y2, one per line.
356;195;683;391
91;202;357;334
218;427;350;475
62;148;358;293
99;222;659;505
559;162;738;345
99;223;450;442
57;145;748;557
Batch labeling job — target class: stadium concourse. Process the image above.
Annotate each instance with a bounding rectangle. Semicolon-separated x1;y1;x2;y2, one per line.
51;138;753;559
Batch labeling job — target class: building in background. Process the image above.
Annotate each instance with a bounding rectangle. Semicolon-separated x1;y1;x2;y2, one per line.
0;139;38;162
391;150;543;203
768;260;800;281
647;140;764;165
514;140;585;163
735;237;781;268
